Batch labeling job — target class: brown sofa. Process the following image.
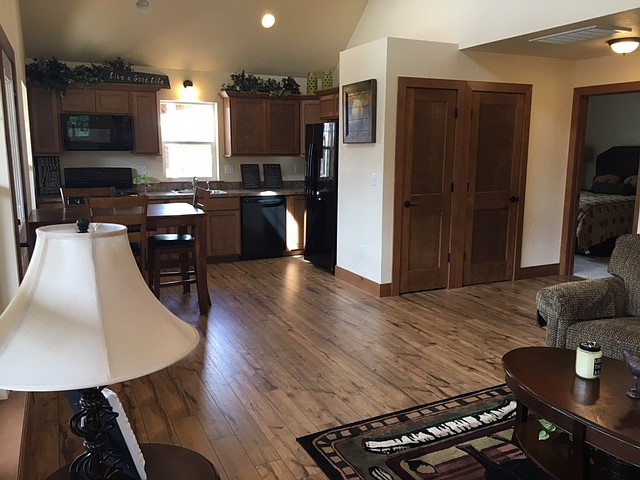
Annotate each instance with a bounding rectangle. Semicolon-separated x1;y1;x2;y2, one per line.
536;234;640;360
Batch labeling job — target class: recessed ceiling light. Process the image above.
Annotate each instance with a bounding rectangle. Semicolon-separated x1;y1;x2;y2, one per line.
262;13;275;29
135;0;150;9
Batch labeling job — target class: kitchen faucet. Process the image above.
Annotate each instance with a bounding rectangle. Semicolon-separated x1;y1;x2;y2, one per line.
192;176;198;190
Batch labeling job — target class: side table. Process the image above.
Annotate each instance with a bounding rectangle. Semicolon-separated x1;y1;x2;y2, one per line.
45;443;221;479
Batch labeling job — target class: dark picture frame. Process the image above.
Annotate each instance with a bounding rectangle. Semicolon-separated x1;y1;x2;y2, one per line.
343;79;376;143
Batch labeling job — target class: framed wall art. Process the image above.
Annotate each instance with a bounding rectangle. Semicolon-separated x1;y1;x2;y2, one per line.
343;79;376;143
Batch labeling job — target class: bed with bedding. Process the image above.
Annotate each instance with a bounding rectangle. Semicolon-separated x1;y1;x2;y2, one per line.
576;146;639;254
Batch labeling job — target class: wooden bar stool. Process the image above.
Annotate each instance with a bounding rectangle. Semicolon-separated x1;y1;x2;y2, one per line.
61;186;116;206
147;187;209;300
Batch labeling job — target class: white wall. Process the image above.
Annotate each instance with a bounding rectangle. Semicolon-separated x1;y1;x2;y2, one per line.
0;0;27;310
337;39;388;282
337;37;577;285
348;0;640;50
56;66;307;184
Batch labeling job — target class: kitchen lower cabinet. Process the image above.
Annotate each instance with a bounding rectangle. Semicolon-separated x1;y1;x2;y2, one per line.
200;196;241;260
286;195;306;254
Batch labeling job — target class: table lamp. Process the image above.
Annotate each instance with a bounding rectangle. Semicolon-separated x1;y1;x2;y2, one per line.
0;223;215;479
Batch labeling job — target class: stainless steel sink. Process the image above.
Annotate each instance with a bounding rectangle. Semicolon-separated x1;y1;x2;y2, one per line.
210;189;227;195
172;188;194;194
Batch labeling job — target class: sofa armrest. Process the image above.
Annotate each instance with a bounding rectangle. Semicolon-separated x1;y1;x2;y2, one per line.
537;277;626;349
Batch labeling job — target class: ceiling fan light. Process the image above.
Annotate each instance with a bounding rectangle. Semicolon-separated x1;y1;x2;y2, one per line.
608;37;640;54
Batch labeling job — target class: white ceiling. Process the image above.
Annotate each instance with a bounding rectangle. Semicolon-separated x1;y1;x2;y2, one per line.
19;0;368;77
465;8;640;60
18;1;640;78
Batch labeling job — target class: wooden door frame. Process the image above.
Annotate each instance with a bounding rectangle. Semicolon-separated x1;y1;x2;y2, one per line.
560;81;640;275
0;24;28;281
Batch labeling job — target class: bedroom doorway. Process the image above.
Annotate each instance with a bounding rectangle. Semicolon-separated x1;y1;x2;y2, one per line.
561;82;640;276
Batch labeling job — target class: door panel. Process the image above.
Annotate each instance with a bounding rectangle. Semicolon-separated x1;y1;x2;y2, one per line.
400;87;457;293
463;91;525;285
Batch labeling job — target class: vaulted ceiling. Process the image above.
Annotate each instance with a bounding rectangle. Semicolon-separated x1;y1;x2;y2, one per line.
19;0;368;77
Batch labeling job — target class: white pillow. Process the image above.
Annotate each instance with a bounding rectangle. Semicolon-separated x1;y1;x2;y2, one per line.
593;174;621;184
624;175;638;186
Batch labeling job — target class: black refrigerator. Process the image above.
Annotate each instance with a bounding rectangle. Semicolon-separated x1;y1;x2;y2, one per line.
304;121;338;273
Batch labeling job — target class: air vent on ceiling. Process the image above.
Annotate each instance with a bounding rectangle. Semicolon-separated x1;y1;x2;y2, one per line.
530;25;631;45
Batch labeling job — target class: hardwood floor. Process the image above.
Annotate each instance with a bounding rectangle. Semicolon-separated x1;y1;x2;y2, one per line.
21;257;564;480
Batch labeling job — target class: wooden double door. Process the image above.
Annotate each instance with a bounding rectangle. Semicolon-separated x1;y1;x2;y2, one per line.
394;78;531;294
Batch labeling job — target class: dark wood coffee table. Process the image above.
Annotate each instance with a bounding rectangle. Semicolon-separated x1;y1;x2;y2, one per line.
503;347;640;480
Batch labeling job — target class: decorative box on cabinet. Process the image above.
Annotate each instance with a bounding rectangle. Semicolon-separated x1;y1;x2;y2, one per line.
316;87;339;120
286;195;306;254
219;90;301;157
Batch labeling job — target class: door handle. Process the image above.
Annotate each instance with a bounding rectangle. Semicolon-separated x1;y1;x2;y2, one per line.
510;195;520;203
403;200;418;208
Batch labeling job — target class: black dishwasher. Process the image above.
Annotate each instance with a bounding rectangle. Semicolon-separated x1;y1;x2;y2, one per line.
241;196;286;259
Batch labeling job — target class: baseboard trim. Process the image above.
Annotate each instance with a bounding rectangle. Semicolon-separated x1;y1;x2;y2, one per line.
335;266;393;297
517;263;560;279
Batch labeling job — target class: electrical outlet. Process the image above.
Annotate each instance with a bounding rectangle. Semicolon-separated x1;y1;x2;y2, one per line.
370;173;377;186
136;165;147;175
224;164;234;174
0;389;8;400
359;245;365;258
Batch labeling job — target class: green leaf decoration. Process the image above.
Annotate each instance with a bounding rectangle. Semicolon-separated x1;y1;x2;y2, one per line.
538;430;550;441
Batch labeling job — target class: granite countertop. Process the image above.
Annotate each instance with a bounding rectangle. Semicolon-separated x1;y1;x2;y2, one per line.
145;188;304;200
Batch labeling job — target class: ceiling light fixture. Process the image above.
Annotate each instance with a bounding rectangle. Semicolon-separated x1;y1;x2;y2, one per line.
261;13;276;29
135;0;150;10
608;37;640;55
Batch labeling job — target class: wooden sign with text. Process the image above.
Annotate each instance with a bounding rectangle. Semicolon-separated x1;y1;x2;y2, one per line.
102;69;171;88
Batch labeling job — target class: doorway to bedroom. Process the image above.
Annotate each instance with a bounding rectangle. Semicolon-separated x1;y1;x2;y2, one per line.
561;82;640;278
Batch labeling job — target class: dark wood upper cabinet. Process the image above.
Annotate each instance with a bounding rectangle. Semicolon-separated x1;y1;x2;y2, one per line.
27;84;159;156
27;85;61;155
316;87;339;120
129;91;160;155
219;90;303;157
60;88;96;112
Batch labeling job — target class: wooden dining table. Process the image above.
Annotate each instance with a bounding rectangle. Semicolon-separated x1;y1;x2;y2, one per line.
27;203;211;314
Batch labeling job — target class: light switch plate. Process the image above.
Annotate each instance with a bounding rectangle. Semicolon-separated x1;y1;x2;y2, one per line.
136;165;147;175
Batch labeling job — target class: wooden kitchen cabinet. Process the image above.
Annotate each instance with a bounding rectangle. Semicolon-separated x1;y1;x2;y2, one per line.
200;196;241;260
219;90;300;156
316;87;339;120
60;88;130;114
27;85;61;154
27;84;159;156
300;98;321;155
130;91;160;155
286;195;306;254
60;88;96;112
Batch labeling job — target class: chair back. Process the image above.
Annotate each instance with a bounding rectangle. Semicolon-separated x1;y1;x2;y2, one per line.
60;187;116;206
193;187;210;209
88;195;149;274
608;234;640;316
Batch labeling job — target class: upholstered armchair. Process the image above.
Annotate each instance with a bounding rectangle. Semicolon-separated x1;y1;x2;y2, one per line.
536;234;640;360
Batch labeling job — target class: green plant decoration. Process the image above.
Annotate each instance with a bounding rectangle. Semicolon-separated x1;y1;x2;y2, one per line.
26;57;137;96
221;70;301;96
25;57;73;96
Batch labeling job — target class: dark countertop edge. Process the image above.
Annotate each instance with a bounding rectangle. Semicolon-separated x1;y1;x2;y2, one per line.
38;189;305;204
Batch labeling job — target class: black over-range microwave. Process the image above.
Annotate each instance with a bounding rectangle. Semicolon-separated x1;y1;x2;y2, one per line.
61;114;134;151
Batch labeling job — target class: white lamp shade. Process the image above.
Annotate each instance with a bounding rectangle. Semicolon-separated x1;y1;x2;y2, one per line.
0;224;199;391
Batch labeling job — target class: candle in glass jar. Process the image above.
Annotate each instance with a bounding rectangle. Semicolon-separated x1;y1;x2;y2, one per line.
575;341;602;379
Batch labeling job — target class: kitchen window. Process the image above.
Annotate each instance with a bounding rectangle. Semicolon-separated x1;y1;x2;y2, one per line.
160;101;218;179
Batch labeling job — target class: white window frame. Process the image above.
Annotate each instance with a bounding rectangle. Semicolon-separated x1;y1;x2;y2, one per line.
160;100;219;180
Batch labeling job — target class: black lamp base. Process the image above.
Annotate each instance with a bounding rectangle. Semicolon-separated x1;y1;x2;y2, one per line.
45;444;220;480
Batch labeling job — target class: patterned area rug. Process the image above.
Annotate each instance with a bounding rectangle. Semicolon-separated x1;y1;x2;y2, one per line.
298;385;549;480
